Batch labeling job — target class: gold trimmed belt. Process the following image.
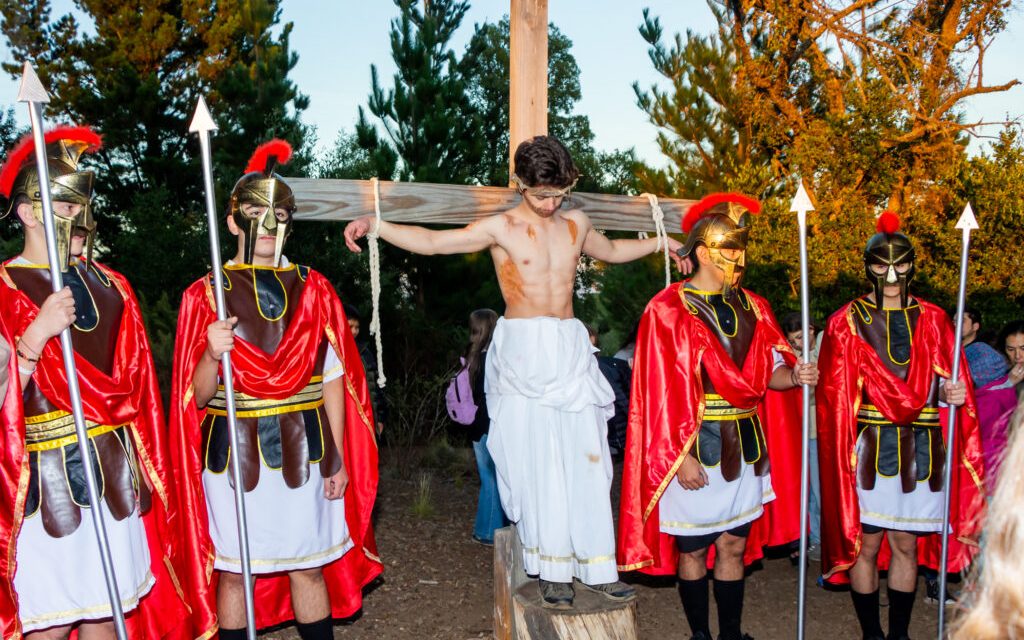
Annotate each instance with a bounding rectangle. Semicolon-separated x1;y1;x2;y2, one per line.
857;404;940;428
703;393;757;421
206;376;325;419
25;410;124;452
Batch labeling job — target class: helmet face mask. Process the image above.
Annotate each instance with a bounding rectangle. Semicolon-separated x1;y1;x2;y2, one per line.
680;202;754;297
230;140;296;267
5;136;100;271
230;187;294;267
863;231;915;308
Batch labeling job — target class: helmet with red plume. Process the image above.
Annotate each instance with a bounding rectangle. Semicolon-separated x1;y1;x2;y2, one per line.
0;125;103;269
679;192;761;297
864;210;916;307
229;139;296;266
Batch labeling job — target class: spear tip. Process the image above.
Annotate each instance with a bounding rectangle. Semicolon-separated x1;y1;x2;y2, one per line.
17;62;50;104
188;96;217;133
789;182;815;214
955;203;979;231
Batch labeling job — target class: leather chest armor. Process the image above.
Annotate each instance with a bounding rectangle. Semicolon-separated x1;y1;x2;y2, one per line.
851;298;943;493
200;264;341;491
684;287;768;482
7;262;149;539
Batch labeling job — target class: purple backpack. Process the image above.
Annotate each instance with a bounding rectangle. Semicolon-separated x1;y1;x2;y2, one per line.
445;357;479;425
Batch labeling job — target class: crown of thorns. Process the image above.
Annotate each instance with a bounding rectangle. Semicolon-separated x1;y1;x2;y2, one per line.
510;173;578;198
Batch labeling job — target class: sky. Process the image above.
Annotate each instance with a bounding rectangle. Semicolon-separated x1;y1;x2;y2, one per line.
1;1;1021;165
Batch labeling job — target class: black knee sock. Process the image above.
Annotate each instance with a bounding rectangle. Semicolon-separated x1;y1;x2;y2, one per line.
296;616;334;640
218;629;247;640
713;578;745;640
850;589;884;639
677;576;711;637
887;586;916;640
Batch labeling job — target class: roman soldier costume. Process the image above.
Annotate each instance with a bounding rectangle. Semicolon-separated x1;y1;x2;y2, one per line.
816;212;984;638
618;193;801;640
0;126;188;638
169;140;381;638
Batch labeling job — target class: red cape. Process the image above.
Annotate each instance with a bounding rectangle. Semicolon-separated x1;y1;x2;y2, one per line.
0;261;189;640
169;266;381;638
617;283;801;575
816;298;985;584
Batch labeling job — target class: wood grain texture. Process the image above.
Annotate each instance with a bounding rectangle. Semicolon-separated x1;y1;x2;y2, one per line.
290;177;694;233
509;0;548;178
495;526;528;640
495;525;639;640
512;581;639;640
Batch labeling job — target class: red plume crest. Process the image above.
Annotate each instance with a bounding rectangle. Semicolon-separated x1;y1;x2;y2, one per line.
245;139;293;174
876;210;901;234
1;125;102;198
682;192;761;233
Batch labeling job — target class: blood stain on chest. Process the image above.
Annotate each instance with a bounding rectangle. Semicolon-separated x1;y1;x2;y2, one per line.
497;259;526;305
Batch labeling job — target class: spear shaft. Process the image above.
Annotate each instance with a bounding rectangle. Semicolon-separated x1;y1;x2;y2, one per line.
789;184;815;640
936;205;976;639
191;98;257;640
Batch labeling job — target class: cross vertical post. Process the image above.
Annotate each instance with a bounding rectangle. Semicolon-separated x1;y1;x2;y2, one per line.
509;0;548;181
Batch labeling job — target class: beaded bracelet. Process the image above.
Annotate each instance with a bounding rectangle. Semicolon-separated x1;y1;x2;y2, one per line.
16;339;40;363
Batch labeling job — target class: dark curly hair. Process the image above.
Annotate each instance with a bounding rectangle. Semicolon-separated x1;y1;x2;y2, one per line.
513;136;579;188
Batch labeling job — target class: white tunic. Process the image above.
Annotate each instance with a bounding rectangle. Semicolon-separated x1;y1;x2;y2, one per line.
203;346;354;574
486;317;618;585
15;502;153;632
658;351;784;538
856;420;946;533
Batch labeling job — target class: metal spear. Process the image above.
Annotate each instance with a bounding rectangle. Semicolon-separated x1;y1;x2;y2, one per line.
936;203;977;639
188;96;258;640
17;61;128;640
789;182;815;640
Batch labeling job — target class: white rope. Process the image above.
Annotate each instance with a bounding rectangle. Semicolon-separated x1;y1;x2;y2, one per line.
642;192;671;288
367;177;386;388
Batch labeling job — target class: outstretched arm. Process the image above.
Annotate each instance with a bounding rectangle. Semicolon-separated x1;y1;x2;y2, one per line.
582;223;684;268
343;214;495;256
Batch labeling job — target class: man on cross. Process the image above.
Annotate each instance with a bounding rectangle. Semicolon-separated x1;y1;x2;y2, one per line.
344;135;682;608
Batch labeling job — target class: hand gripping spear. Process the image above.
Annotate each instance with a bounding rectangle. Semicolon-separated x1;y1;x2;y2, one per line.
17;62;129;640
936;203;978;640
789;183;815;640
189;96;258;640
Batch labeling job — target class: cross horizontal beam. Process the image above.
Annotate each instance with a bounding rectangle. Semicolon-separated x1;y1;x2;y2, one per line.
291;178;693;233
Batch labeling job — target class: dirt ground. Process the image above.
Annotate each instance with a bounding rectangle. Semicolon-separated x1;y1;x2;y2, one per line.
265;450;944;639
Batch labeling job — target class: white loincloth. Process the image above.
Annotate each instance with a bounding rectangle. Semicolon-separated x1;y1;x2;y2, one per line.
15;502;154;633
659;456;775;537
204;351;353;574
485;317;617;585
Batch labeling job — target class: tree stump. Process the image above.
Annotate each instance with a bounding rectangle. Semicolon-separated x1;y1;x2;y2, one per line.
494;525;639;640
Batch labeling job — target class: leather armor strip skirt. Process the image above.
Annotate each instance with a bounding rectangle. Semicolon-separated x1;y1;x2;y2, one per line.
693;395;769;482
201;377;341;492
855;404;944;493
24;411;150;538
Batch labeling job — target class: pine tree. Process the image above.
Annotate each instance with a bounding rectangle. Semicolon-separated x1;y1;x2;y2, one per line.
359;0;482;184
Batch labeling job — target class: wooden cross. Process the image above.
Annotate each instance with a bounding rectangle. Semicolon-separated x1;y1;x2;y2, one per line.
291;0;693;232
